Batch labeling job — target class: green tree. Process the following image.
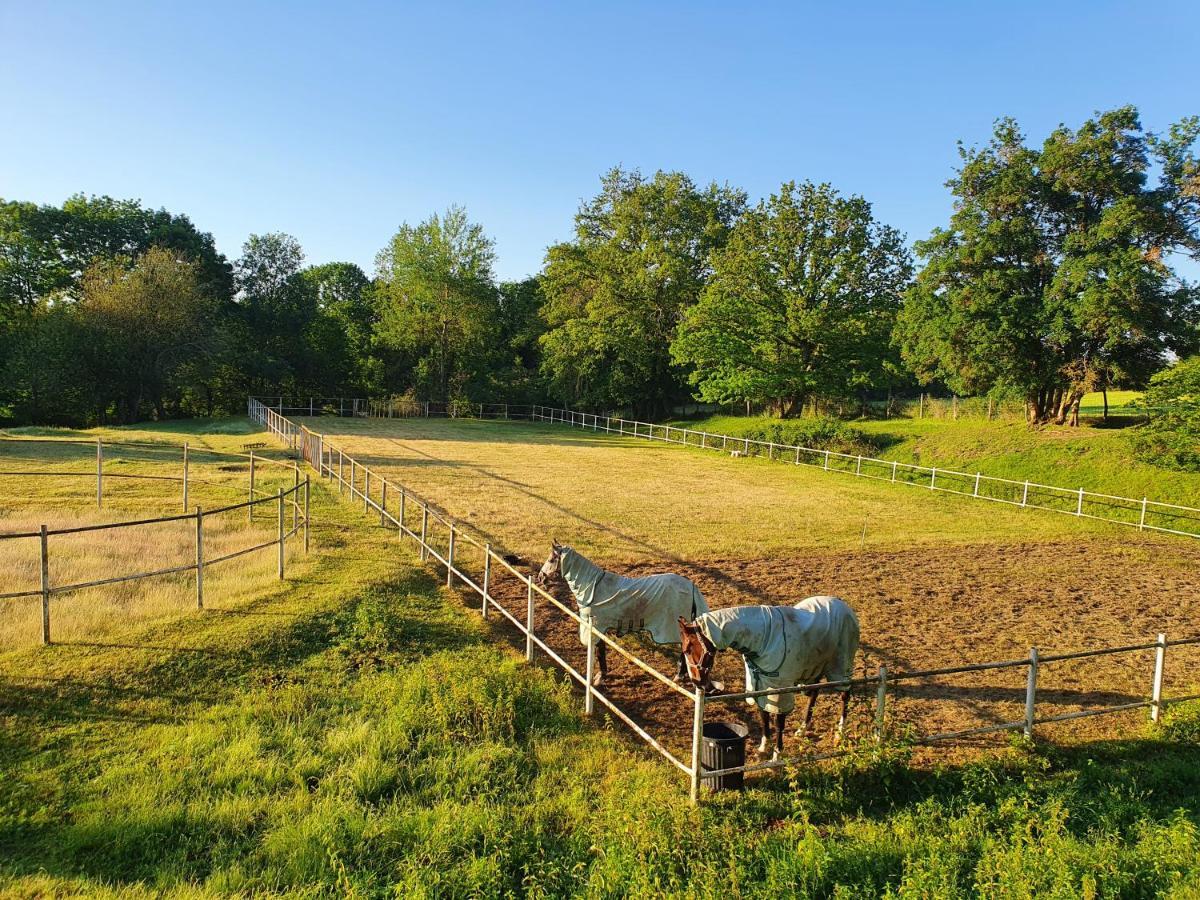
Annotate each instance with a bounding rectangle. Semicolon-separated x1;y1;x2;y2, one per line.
374;206;498;401
1132;356;1200;471
539;168;745;415
79;248;222;423
897;107;1200;425
672;181;911;416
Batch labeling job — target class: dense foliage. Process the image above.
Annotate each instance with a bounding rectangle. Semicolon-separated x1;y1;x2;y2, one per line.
897;107;1200;425
1132;355;1200;471
1;106;1196;428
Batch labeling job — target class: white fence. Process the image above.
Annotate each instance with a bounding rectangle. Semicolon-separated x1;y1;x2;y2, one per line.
0;437;310;644
523;405;1200;540
251;397;1200;801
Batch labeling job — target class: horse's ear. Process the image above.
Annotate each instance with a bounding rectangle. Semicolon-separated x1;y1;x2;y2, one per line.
552;537;561;550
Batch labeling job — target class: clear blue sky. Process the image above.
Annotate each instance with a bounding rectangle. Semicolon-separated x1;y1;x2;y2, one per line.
3;1;1197;282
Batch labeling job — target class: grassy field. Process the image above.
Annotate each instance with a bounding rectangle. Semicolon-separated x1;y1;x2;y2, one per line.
5;422;1200;895
0;423;306;651
665;412;1200;512
301;416;1131;564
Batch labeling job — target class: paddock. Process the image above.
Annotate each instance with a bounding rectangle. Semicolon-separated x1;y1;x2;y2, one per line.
269;407;1200;786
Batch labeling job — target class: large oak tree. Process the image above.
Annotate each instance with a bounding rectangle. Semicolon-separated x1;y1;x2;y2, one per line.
897;107;1200;425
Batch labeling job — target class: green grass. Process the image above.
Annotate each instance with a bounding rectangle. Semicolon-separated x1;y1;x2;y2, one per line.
4;420;1200;895
667;413;1200;512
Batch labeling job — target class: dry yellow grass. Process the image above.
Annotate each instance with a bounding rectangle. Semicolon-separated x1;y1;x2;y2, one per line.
0;429;309;652
299;416;1123;564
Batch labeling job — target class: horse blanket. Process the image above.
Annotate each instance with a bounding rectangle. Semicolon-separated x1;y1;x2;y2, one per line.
559;547;709;647
696;598;859;714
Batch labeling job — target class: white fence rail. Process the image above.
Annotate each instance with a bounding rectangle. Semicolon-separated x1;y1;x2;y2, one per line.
521;405;1200;540
251;397;1200;802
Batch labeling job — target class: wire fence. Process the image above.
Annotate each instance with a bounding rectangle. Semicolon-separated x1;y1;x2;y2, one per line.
252;397;1200;802
0;438;311;644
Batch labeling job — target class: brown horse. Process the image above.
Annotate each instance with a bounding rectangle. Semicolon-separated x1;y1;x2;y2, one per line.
679;598;859;759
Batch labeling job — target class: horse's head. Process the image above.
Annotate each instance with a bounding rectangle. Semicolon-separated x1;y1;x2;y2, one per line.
679;617;717;692
536;539;565;586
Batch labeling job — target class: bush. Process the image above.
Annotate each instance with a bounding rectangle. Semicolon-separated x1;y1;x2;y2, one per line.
741;417;881;456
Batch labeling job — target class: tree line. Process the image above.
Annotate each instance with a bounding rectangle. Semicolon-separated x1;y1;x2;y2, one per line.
2;105;1197;427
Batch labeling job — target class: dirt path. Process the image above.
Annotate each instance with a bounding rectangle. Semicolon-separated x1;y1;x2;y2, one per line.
475;536;1200;766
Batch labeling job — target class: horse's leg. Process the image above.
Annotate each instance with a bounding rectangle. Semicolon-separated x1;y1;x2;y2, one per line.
835;691;850;744
757;708;772;754
774;713;787;760
799;688;820;738
593;641;607;686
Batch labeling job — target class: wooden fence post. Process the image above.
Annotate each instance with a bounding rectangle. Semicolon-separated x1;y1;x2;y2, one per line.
690;687;706;803
39;524;50;644
276;488;285;579
1024;647;1039;738
875;665;887;741
195;507;204;609
96;439;103;508
1151;633;1167;722
482;544;491;618
447;525;456;588
182;443;190;511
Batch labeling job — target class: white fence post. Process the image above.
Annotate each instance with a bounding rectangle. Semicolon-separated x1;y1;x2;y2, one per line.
1151;633;1167;722
689;688;705;803
381;481;388;526
974;472;981;497
248;451;256;521
420;507;429;561
856;455;862;476
1024;647;1039;738
182;442;190;511
303;478;310;553
399;489;406;534
930;467;937;490
276;488;285;579
363;468;370;514
1021;481;1029;507
482;544;491;618
339;451;344;494
525;578;535;660
875;665;887;742
891;460;897;482
195;507;204;609
824;450;830;471
1077;487;1084;516
39;524;50;645
447;524;456;588
585;626;596;714
1139;497;1148;531
96;439;103;508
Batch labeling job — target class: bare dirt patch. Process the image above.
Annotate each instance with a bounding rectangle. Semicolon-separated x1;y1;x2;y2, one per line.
473;535;1200;769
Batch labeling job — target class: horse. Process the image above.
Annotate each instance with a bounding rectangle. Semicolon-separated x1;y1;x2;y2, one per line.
537;540;709;686
679;597;859;760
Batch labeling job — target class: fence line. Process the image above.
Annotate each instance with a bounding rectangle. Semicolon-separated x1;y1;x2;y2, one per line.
506;405;1199;540
251;396;1200;803
0;440;311;644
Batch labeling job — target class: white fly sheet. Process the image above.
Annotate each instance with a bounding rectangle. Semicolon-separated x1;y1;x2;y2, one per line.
696;597;859;714
558;547;709;646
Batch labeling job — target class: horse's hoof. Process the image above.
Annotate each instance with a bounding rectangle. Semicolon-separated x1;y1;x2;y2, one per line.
709;679;725;693
770;749;781;762
756;738;770;755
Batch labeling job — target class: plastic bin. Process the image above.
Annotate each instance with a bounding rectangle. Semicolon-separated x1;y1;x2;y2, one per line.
701;721;749;791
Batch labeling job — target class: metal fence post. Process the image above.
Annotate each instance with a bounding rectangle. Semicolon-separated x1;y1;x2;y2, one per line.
930;467;937;490
420;507;429;560
381;481;388;526
96;439;103;508
277;488;285;580
447;525;456;588
856;455;862;476
690;687;706;803
875;665;887;742
585;626;596;714
1139;497;1148;531
248;451;255;521
399;489;406;534
1021;481;1029;507
1151;633;1167;722
304;477;310;553
1077;487;1084;516
482;544;491;618
974;473;981;497
339;451;344;494
195;507;204;609
293;465;300;530
182;442;190;511
824;449;830;471
39;524;50;644
526;578;535;660
1024;647;1039;738
891;460;897;482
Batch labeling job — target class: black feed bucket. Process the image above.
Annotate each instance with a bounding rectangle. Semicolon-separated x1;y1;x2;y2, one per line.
701;722;749;791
